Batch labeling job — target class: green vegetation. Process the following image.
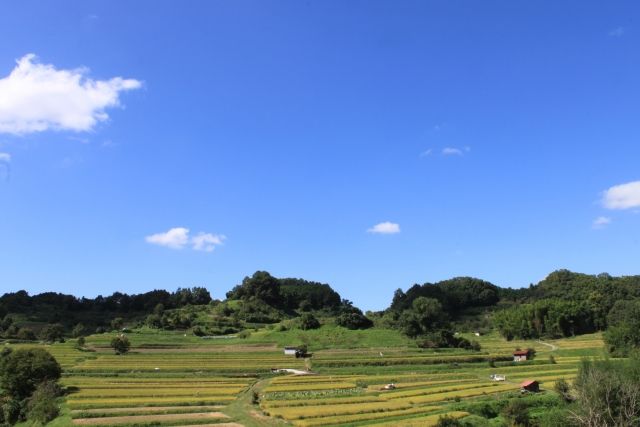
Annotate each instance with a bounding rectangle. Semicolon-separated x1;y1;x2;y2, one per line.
2;268;640;425
0;347;62;425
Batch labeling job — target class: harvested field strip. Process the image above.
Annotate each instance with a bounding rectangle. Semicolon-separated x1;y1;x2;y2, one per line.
74;385;249;390
72;411;228;425
291;405;442;427
368;411;469;426
67;396;236;410
262;395;385;408
71;388;246;398
264;382;356;392
264;400;412;419
71;405;224;418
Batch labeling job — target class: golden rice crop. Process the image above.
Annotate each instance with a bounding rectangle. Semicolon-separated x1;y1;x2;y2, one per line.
292;405;442;427
265;400;413;419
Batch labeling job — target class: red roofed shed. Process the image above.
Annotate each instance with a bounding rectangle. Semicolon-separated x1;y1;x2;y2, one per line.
520;380;539;392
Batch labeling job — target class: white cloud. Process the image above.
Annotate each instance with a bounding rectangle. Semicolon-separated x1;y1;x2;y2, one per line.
146;227;190;249
609;27;625;37
419;148;433;157
146;227;225;252
602;180;640;210
192;232;226;252
592;216;611;229
442;147;464;156
0;54;141;135
367;221;401;234
0;152;10;162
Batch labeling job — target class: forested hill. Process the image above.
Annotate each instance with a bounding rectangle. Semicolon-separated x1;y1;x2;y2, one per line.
381;270;640;355
2;269;640;355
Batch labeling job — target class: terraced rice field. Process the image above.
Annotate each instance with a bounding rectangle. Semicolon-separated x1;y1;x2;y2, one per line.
2;330;605;426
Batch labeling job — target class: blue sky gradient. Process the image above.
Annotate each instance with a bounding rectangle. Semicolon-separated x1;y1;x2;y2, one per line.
1;1;639;310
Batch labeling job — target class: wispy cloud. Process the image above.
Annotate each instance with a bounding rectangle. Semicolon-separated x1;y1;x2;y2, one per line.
609;27;625;37
420;146;470;158
592;216;611;229
442;147;464;156
367;221;401;235
146;227;226;252
0;152;10;163
602;180;640;210
0;54;141;135
192;232;226;252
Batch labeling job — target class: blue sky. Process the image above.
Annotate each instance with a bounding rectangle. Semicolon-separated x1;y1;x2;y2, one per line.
1;1;639;310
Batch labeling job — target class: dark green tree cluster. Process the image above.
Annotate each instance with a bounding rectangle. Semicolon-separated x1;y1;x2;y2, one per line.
0;348;62;425
225;271;372;327
604;300;640;357
493;299;598;340
390;277;500;314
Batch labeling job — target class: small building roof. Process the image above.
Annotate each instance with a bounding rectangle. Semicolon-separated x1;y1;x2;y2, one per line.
513;350;530;356
521;380;538;387
284;346;298;349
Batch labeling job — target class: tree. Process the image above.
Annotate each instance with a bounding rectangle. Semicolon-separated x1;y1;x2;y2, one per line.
25;381;61;424
110;336;131;355
145;313;163;329
110;317;124;331
0;348;62;401
39;324;64;343
17;327;36;341
400;297;447;338
569;359;640;426
72;323;87;338
336;309;373;330
227;271;282;306
502;399;530;427
299;313;320;330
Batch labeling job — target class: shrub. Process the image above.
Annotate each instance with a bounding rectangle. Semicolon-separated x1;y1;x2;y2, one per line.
299;313;320;330
26;381;61;424
238;330;252;339
110;335;131;355
554;378;572;403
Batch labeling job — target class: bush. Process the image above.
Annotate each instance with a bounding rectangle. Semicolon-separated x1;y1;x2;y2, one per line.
299;313;320;330
335;310;373;330
26;381;61;424
238;330;252;339
110;336;131;355
554;378;572;403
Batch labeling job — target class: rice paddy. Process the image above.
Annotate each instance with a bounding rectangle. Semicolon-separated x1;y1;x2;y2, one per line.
3;330;605;426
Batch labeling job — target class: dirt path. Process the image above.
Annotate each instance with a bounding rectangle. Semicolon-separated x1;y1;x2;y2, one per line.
223;377;290;427
537;339;559;351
